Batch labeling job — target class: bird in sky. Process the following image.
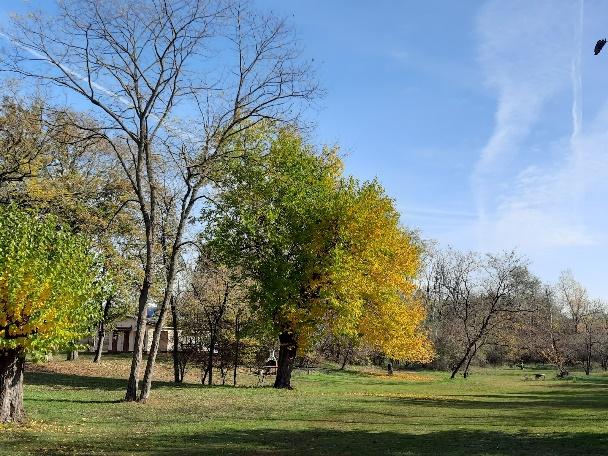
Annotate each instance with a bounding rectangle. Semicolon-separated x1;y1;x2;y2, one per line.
594;38;607;55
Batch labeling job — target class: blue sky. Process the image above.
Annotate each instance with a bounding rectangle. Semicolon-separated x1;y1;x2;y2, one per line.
2;1;608;299
261;0;608;300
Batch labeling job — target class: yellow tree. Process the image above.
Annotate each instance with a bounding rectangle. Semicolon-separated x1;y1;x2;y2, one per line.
329;180;433;363
206;129;433;388
0;205;101;422
1;102;142;362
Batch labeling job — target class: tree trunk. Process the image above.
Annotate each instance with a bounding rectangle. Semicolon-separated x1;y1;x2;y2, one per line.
274;331;297;389
340;343;352;370
463;355;474;378
139;298;170;402
233;314;240;387
94;297;112;363
137;180;196;400
463;344;478;379
93;322;106;363
66;350;78;361
450;346;472;379
125;276;152;402
207;332;216;386
171;296;182;383
126;203;155;402
0;349;25;423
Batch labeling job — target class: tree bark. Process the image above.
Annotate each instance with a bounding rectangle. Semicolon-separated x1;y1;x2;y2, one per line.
450;347;472;379
233;314;240;386
94;297;112;363
125;278;150;402
207;331;216;386
171;296;182;383
274;331;297;389
0;349;25;423
138;180;198;400
139;298;169;402
93;323;106;363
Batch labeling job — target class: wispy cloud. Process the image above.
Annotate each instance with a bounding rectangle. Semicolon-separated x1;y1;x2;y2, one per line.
473;0;607;251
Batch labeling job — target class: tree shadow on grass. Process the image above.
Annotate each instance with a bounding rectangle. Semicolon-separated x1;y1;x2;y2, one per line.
26;397;123;404
6;428;608;456
25;372;127;390
24;371;205;391
371;391;608;411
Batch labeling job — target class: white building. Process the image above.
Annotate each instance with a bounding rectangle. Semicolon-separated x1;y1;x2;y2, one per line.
92;316;177;353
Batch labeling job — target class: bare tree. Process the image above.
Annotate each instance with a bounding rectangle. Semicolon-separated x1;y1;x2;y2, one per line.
3;0;317;401
0;94;51;187
596;310;608;371
536;286;572;377
556;270;589;333
424;249;538;378
579;301;605;375
188;262;245;385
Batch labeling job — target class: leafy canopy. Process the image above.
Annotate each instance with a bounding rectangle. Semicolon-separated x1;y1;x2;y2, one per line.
0;205;101;356
206;128;432;362
329;179;433;361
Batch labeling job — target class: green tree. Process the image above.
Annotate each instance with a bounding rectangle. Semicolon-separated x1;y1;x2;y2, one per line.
0;205;100;423
1;100;143;361
4;0;317;403
205;129;431;388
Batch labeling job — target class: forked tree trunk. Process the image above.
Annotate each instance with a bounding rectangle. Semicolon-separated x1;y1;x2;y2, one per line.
139;298;169;402
274;331;297;389
126;207;154;402
0;349;25;423
450;348;471;379
138;182;197;401
125;277;152;402
93;324;106;363
94;297;112;363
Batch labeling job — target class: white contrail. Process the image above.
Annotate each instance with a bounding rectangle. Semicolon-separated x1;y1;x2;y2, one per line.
571;0;583;141
0;31;132;108
569;0;585;201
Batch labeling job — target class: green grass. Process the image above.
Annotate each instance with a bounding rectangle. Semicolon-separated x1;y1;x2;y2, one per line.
2;356;608;455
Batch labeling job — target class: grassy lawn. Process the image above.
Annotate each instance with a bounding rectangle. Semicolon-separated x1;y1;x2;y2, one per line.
1;355;608;455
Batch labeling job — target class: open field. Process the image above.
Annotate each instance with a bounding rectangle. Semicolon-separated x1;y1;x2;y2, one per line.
2;355;608;455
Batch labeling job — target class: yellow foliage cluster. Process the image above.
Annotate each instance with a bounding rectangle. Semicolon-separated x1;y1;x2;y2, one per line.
328;180;434;362
0;205;100;355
